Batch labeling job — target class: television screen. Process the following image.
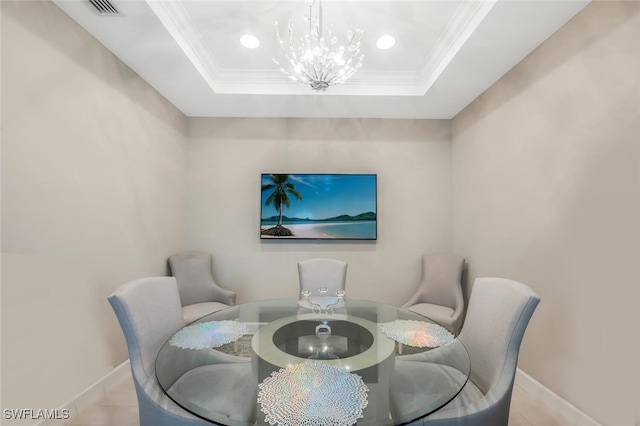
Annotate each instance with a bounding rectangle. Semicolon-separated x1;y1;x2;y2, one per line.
260;174;377;240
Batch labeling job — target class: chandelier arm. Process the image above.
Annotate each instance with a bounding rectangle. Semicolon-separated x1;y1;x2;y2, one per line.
344;31;363;51
303;71;318;85
320;61;335;82
287;24;299;61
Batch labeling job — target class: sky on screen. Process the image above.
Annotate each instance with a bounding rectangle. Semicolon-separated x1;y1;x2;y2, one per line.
261;174;376;220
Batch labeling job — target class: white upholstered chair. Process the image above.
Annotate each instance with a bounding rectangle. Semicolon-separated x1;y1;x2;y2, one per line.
297;257;348;296
403;254;466;334
391;277;540;425
108;277;212;426
168;252;236;324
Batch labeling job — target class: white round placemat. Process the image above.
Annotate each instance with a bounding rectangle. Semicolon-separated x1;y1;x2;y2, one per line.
257;361;369;426
378;320;454;348
169;320;249;350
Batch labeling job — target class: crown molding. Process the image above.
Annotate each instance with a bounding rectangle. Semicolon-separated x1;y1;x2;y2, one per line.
418;0;497;94
145;0;221;93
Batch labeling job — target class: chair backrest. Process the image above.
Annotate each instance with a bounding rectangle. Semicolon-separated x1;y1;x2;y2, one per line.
415;254;465;309
108;276;184;381
459;277;540;396
297;258;348;295
423;277;539;425
168;252;224;306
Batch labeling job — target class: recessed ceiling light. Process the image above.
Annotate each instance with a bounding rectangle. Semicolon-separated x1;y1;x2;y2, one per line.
240;34;260;49
376;35;396;50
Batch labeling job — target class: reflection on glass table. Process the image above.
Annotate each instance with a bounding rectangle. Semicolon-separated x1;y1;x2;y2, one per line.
155;298;470;426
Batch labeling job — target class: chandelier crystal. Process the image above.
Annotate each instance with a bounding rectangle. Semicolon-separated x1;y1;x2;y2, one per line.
274;0;364;92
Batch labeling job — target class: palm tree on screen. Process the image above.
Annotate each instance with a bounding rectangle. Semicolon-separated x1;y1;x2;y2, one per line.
261;174;303;236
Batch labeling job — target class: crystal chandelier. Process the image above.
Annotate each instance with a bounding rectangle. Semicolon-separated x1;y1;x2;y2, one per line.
274;0;364;92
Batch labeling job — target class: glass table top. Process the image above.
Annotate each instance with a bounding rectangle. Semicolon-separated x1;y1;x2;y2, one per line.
156;298;470;426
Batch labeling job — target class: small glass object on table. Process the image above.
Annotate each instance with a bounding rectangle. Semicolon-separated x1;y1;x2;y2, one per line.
299;287;345;314
300;289;324;313
313;287;329;313
301;289;311;301
326;290;346;314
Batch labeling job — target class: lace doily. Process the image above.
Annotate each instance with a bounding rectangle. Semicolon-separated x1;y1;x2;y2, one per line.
378;320;454;348
298;296;345;311
257;361;369;426
169;320;249;350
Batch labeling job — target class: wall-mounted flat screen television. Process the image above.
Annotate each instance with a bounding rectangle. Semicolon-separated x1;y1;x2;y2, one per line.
260;174;377;240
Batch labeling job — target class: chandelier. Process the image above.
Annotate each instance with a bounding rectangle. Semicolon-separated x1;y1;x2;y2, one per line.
273;0;364;92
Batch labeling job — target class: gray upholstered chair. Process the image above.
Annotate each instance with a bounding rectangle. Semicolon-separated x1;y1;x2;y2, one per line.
297;257;348;296
391;277;540;425
403;254;466;334
168;252;236;324
108;277;211;426
109;277;255;426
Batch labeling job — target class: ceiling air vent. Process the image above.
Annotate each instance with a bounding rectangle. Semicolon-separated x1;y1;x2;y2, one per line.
89;0;119;15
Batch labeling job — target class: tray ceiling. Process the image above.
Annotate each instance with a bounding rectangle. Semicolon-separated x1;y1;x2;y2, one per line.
52;0;590;119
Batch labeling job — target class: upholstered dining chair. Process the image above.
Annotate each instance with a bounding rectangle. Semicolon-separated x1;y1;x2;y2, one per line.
168;252;236;324
108;277;212;426
109;277;256;426
297;257;348;296
403;254;466;334
391;277;540;425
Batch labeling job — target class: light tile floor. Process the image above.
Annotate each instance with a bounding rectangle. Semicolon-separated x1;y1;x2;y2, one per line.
62;372;571;426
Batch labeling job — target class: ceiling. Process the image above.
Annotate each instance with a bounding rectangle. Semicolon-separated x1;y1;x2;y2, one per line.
52;0;590;119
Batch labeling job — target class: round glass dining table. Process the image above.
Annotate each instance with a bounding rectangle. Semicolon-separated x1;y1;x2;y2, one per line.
156;297;470;426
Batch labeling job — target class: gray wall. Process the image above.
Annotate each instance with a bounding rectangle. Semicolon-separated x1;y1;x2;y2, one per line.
451;2;640;425
1;1;187;420
184;118;452;305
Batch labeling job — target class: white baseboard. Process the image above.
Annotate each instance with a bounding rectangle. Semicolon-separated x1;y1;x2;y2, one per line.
36;361;132;426
515;368;602;426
